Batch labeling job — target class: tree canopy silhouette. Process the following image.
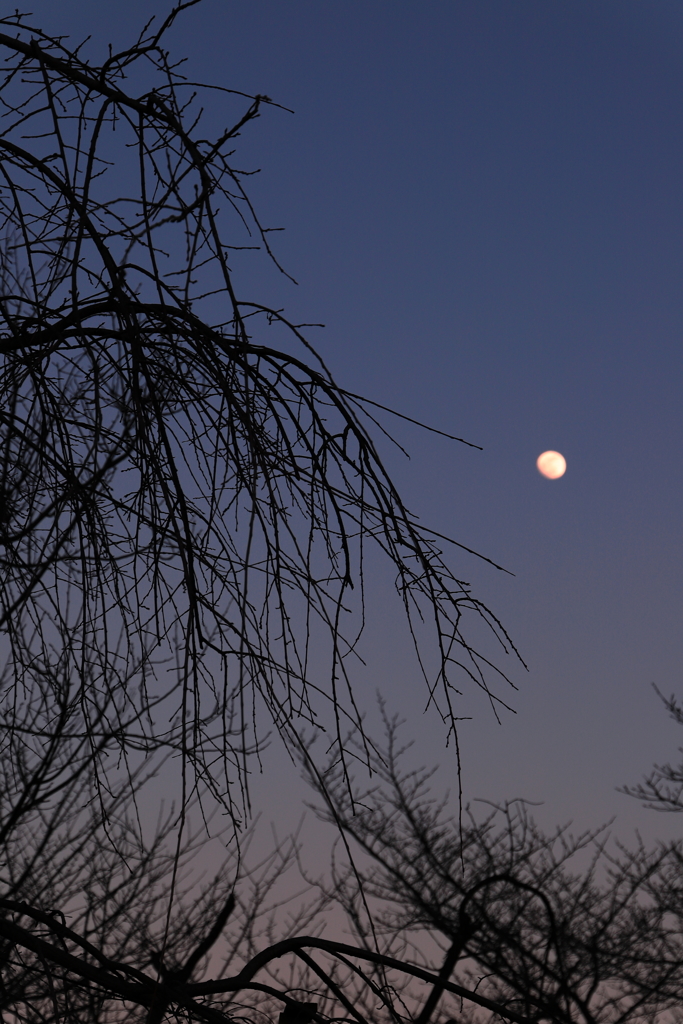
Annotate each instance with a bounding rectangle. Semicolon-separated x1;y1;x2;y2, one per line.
0;1;519;838
0;5;541;1023
2;9;683;1024
302;717;683;1024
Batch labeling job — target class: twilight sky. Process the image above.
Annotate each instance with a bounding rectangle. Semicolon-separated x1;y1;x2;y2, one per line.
29;0;683;843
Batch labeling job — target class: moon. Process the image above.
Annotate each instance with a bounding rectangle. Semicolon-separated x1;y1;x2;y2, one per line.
536;450;566;479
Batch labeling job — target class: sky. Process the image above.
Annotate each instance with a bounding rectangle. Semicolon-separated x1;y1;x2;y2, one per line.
26;0;683;845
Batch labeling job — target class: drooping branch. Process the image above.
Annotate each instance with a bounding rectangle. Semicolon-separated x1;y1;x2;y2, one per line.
0;5;522;841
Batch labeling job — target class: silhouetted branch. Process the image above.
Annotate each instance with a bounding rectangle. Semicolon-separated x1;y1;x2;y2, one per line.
0;3;521;854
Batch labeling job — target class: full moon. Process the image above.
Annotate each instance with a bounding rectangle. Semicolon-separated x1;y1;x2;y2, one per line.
536;450;566;479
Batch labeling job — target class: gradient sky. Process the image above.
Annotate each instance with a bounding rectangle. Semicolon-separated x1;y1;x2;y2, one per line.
28;0;683;844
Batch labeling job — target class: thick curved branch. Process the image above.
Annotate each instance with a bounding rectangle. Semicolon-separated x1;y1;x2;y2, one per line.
191;936;541;1024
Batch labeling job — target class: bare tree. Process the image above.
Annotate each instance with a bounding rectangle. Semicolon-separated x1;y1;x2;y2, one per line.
4;8;679;1024
302;719;683;1024
0;0;519;833
5;710;683;1024
620;686;683;812
0;5;529;1023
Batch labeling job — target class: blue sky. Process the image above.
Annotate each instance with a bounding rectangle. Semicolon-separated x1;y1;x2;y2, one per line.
29;0;683;841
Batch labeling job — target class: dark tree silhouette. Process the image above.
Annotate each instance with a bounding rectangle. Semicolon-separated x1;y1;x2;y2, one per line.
0;5;531;1023
620;686;683;812
302;719;683;1024
4;7;681;1024
0;0;518;834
